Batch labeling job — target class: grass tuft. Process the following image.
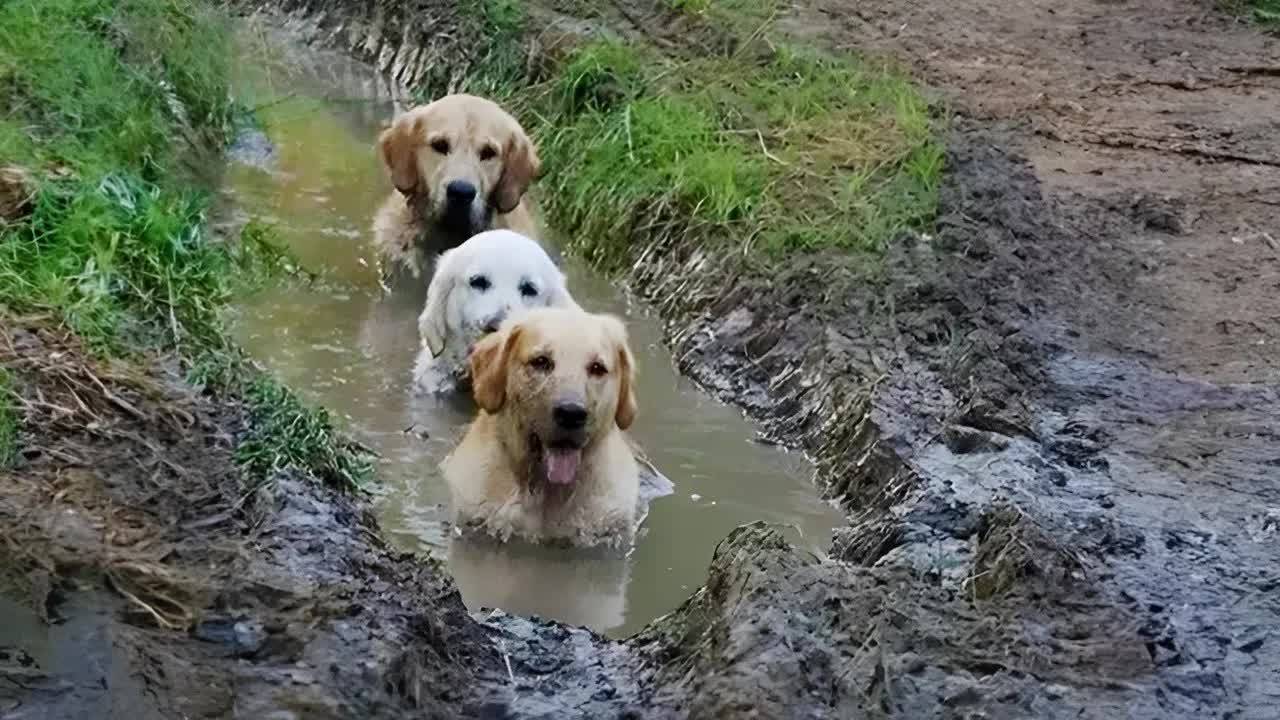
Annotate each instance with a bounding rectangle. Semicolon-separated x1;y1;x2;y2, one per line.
236;376;373;491
188;350;374;491
1;174;232;350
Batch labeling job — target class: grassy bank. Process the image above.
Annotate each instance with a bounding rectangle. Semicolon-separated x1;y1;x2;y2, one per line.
453;0;941;271
0;0;369;488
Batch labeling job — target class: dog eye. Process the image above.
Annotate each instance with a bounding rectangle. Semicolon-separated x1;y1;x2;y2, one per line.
479;145;498;161
588;360;608;377
529;354;554;372
469;274;491;291
518;281;538;298
431;138;450;155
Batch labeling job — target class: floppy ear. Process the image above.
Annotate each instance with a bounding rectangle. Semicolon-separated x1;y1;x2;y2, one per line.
493;128;540;214
470;324;521;413
601;315;638;430
378;112;424;195
418;250;457;357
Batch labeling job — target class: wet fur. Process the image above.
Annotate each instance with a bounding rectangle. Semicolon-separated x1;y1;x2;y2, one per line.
372;94;541;279
442;309;640;546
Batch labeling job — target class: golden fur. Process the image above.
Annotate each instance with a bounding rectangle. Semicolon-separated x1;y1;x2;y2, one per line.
441;308;640;546
372;94;541;278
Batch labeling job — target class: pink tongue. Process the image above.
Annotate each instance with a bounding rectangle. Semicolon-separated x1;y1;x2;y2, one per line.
544;448;582;485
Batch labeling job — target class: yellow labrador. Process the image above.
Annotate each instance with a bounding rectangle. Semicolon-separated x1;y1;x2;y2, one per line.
372;94;541;280
441;308;640;547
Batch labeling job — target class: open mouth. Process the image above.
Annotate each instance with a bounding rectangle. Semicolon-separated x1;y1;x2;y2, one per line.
531;433;584;487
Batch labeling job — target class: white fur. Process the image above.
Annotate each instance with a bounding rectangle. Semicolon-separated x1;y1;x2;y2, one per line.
414;230;577;393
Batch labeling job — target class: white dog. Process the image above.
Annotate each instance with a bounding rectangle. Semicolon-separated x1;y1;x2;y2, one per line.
414;229;577;394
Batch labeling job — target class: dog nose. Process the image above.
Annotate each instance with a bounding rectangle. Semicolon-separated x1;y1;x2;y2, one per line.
445;180;477;205
553;402;588;430
481;314;504;334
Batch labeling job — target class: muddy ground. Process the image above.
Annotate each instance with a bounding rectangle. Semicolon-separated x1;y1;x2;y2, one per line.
4;0;1278;717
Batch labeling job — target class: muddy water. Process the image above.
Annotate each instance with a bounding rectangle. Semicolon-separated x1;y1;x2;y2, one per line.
221;25;841;637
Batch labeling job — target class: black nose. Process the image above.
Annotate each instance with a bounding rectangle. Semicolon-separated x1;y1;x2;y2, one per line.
553;402;588;430
445;180;477;205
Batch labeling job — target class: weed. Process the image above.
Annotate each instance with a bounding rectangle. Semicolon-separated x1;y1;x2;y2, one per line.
187;350;374;491
0;368;17;468
0;174;233;350
0;0;233;178
480;0;526;34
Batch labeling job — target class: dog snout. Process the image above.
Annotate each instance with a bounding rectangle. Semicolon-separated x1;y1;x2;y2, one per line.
445;180;477;206
481;313;505;334
552;401;589;431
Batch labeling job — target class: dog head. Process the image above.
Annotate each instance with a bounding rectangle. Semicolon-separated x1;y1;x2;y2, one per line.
378;94;540;238
468;308;637;487
418;230;575;361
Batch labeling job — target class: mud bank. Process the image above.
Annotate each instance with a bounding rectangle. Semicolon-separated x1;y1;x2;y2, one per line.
233;0;1280;717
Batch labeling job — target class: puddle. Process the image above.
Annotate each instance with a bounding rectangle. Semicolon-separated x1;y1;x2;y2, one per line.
220;24;842;637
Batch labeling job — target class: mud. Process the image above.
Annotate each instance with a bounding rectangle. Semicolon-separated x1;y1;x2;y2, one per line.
4;0;1277;717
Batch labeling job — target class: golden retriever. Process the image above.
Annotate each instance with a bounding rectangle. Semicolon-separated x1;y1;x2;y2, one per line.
372;94;541;280
441;307;640;546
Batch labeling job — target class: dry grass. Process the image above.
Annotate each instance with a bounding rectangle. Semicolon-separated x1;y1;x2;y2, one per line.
0;316;243;629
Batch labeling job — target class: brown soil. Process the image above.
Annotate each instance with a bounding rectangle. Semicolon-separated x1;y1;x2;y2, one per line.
6;0;1278;717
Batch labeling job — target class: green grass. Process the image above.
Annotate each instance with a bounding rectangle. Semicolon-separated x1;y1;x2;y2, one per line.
458;1;941;268
0;0;371;490
235;374;373;491
0;0;236;348
1222;0;1280;27
185;346;373;492
0;369;17;469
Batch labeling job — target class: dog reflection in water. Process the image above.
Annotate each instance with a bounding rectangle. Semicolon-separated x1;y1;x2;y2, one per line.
447;533;632;631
